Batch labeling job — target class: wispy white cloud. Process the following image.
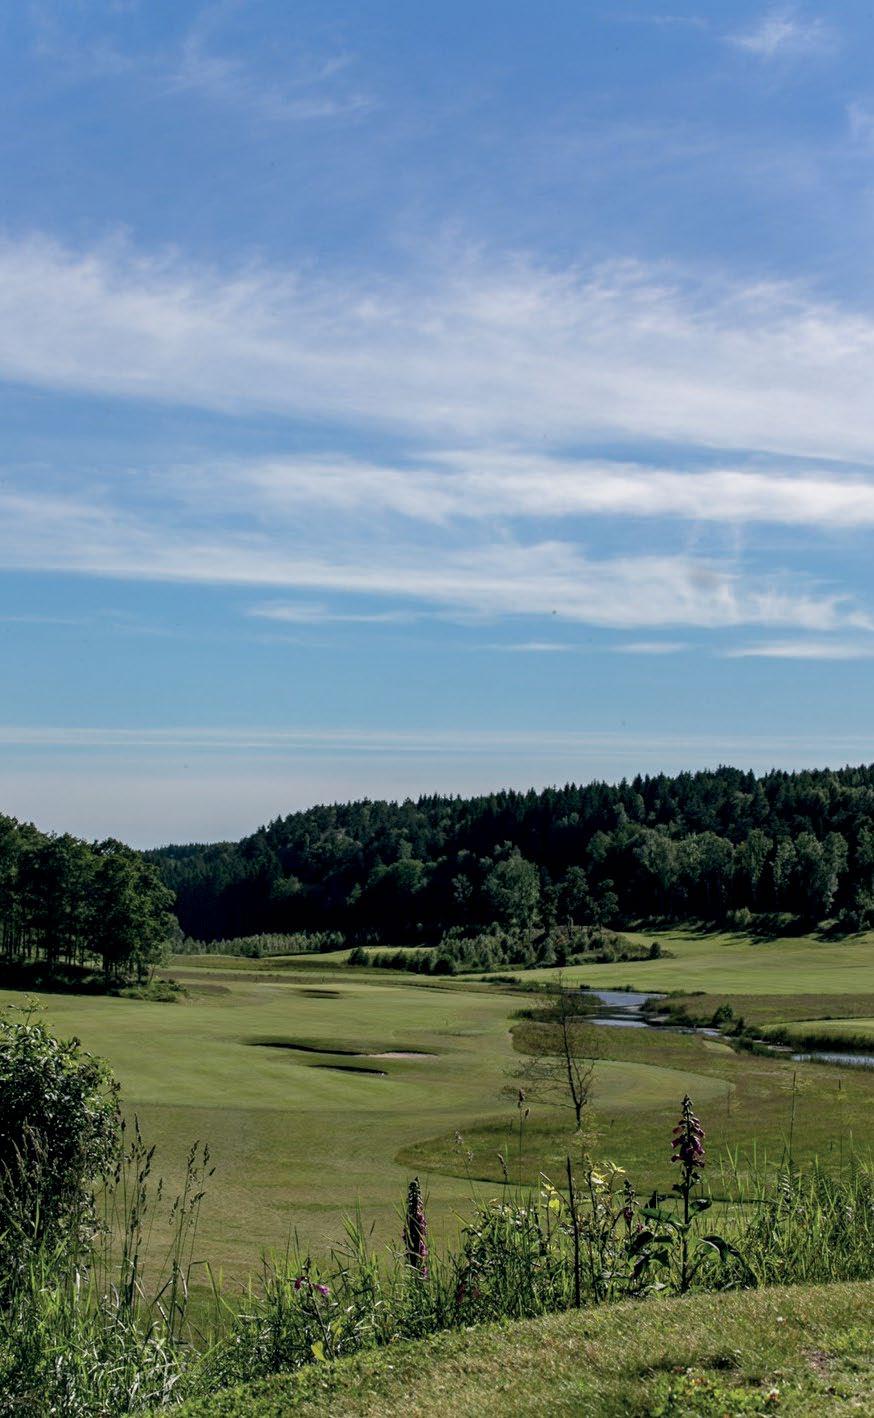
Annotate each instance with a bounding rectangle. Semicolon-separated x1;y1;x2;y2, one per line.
248;601;417;625
166;37;374;123
198;451;874;529
608;13;709;32
29;6;373;124
482;642;576;653
847;101;874;147
3;723;872;754
4;235;874;463
0;613;86;625
0;481;866;633
612;640;689;654
723;639;874;659
2;233;873;643
728;7;834;59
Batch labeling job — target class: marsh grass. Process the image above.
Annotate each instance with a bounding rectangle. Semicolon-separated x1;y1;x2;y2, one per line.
763;1023;874;1055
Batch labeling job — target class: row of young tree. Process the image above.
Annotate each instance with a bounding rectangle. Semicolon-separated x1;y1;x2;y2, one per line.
151;763;874;943
0;814;175;986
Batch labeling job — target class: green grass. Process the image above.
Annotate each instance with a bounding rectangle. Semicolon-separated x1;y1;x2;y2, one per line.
2;973;751;1277
765;1017;874;1041
647;993;874;1028
5;927;874;1286
402;1018;874;1193
170;1281;874;1416
168;946;429;971
511;926;874;995
0;976;528;1280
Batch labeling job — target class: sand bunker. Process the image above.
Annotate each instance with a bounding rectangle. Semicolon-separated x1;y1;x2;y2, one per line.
367;1051;436;1059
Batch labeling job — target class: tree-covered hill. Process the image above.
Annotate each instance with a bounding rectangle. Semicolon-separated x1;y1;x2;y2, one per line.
149;763;874;945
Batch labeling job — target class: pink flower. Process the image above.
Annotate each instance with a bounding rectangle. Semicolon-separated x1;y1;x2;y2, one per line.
404;1177;429;1279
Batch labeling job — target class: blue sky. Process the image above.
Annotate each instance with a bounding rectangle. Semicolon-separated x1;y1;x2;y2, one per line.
3;1;874;845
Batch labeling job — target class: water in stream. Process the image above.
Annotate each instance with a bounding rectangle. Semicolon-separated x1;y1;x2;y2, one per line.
585;989;874;1067
586;989;658;1027
792;1051;874;1069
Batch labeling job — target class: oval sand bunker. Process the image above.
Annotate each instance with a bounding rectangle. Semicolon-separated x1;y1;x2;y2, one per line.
367;1051;436;1060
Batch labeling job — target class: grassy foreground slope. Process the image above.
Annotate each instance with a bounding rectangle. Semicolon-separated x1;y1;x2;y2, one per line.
173;1282;874;1417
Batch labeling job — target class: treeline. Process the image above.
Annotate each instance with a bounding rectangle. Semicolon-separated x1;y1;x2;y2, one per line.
150;764;874;945
178;931;344;959
0;814;175;986
354;925;660;976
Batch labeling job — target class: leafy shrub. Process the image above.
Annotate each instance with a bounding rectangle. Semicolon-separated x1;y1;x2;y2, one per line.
0;1004;120;1289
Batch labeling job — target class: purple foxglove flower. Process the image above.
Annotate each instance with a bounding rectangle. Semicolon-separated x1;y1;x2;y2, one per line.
404;1176;429;1278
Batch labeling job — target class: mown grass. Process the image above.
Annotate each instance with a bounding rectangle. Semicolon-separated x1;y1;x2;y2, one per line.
7;976;734;1276
6;927;874;1283
0;977;528;1279
402;1019;874;1192
169;1281;874;1416
167;946;427;972
512;925;874;995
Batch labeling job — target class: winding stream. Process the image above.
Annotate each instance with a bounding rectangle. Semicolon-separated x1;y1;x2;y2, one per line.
586;989;874;1068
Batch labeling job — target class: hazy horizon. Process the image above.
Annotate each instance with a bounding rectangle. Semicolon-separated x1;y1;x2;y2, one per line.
5;740;874;850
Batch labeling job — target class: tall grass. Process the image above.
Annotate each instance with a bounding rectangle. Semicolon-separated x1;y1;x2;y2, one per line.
1;1109;873;1414
733;1161;874;1286
762;1023;874;1055
0;1126;213;1416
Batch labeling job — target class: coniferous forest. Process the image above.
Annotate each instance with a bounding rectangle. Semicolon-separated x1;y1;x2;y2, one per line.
149;764;874;954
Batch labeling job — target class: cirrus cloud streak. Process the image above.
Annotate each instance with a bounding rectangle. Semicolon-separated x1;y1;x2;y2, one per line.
3;234;874;463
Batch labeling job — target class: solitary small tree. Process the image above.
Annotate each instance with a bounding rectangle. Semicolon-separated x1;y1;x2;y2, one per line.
514;981;598;1130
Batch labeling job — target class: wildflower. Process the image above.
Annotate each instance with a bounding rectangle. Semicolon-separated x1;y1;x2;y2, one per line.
293;1276;305;1292
541;1180;562;1213
622;1177;636;1226
404;1176;429;1278
671;1095;706;1170
315;1283;330;1298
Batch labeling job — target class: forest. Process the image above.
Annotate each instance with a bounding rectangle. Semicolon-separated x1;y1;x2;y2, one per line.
0;816;175;987
150;764;874;957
